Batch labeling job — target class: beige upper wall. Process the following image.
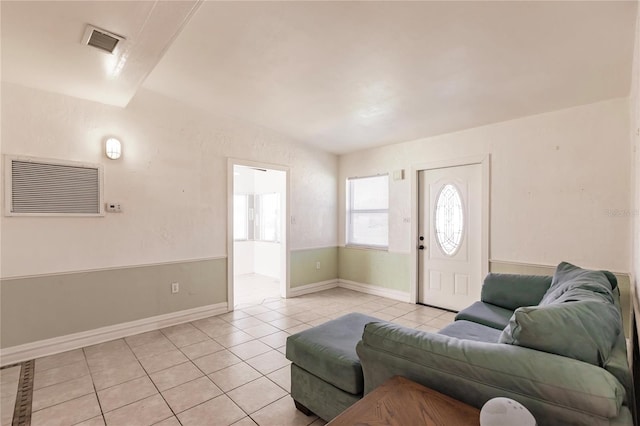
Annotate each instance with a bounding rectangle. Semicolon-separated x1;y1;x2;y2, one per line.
340;97;632;273
631;5;640;307
0;83;338;278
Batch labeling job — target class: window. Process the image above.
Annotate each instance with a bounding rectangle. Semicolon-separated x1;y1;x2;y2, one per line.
434;184;464;255
233;194;249;241
347;175;389;248
257;193;280;242
234;193;280;243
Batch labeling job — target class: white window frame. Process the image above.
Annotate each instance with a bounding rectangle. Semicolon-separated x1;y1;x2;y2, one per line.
255;192;280;243
346;174;389;249
234;193;281;243
233;194;250;241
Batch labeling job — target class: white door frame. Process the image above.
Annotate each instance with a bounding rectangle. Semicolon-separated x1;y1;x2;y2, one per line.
409;155;490;304
227;158;291;311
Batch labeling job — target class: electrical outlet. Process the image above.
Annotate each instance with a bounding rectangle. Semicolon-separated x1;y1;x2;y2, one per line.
171;282;179;294
316;261;321;270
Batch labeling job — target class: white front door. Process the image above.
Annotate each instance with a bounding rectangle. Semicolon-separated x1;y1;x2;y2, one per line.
418;164;482;311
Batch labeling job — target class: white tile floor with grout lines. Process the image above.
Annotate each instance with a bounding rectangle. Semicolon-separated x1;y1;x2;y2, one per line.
1;364;21;425
234;274;281;308
1;287;454;426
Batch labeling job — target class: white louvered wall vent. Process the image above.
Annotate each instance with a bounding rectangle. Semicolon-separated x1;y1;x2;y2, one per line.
5;156;103;216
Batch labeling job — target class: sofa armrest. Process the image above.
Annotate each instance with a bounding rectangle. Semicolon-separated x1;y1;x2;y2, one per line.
481;273;552;310
357;322;626;424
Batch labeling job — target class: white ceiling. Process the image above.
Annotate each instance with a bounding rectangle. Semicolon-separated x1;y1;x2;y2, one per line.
2;1;638;154
1;1;201;107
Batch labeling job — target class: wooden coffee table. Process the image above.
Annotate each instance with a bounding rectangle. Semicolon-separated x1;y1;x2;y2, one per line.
327;376;480;426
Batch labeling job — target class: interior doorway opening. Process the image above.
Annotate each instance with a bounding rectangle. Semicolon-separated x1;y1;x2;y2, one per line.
232;164;287;308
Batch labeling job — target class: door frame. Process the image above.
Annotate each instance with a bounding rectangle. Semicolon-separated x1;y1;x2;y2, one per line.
409;155;490;305
227;158;291;311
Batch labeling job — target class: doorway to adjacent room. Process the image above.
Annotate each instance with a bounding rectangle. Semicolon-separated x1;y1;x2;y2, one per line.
229;162;288;309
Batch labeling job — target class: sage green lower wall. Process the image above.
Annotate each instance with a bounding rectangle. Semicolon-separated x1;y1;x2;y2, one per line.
290;247;338;288
5;253;629;349
338;247;410;292
329;252;630;337
490;260;632;338
1;258;227;348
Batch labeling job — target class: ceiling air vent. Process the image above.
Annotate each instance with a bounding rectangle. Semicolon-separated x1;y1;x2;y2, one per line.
82;25;124;54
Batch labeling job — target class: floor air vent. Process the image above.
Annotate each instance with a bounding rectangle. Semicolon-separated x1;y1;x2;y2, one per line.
6;360;34;426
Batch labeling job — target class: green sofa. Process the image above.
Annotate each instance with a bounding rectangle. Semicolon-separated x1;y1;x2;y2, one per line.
357;262;633;425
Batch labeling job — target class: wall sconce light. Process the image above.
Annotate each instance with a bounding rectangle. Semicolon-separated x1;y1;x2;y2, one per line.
105;137;122;160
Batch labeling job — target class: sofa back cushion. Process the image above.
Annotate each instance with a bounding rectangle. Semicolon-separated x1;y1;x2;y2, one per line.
540;262;616;306
499;300;621;366
481;273;552;310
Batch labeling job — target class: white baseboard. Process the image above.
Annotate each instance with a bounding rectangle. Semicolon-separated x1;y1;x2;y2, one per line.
0;302;228;367
338;279;411;303
288;280;338;297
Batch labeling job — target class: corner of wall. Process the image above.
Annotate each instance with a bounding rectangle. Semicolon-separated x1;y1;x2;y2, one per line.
290;247;339;288
631;2;640;307
628;5;640;423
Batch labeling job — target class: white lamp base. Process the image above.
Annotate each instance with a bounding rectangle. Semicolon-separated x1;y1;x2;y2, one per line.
480;397;536;426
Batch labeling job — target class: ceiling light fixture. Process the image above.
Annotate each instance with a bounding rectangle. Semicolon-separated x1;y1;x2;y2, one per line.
105;138;122;160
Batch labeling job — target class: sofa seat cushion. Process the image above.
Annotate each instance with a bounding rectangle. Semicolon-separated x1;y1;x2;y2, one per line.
455;301;513;330
286;312;381;395
438;320;502;343
499;300;621;366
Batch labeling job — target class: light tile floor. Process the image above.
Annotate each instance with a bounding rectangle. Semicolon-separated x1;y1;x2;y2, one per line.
234;274;280;308
1;365;20;425
4;287;453;426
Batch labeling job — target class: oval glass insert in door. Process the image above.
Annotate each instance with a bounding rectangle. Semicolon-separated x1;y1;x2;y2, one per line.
434;184;464;256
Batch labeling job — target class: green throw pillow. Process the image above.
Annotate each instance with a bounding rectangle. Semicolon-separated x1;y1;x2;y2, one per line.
499;300;621;366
